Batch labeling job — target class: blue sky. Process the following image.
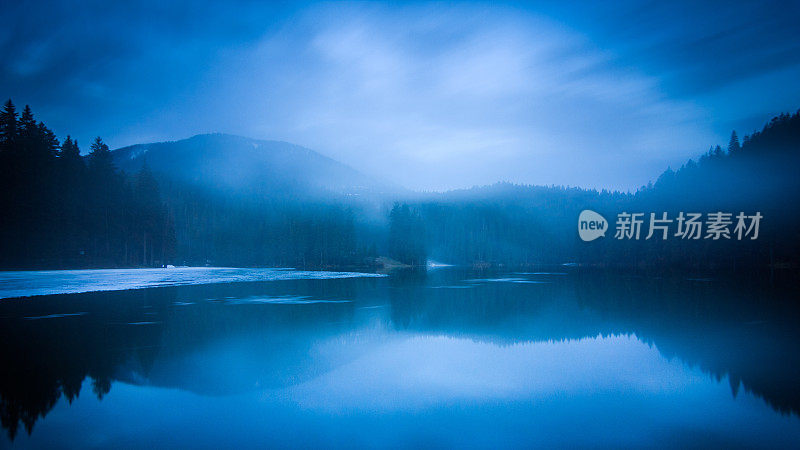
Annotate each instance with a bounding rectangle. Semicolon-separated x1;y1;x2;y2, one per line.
2;1;799;191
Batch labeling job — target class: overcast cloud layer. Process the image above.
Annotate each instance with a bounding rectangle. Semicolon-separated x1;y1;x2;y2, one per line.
2;1;799;191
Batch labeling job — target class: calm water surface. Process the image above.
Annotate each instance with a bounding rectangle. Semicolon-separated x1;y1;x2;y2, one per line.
1;267;799;448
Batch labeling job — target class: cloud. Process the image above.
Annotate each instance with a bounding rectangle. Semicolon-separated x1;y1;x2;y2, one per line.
2;1;798;191
194;4;712;190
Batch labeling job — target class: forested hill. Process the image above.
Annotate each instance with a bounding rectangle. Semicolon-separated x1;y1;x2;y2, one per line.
396;111;800;270
1;96;798;271
640;111;800;210
112;134;398;200
109;134;402;268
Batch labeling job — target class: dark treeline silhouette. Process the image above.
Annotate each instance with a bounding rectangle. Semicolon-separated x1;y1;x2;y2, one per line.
0;100;175;268
397;111;800;271
166;191;367;268
152;110;798;271
0;279;368;440
401;185;628;267
388;203;426;266
110;133;388;268
0;101;374;269
1;270;798;440
386;269;800;416
1;98;798;271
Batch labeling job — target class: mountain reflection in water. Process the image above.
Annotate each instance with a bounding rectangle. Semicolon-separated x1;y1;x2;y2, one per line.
1;268;799;448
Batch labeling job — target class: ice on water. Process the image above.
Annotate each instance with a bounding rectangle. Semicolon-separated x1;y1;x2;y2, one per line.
0;267;384;300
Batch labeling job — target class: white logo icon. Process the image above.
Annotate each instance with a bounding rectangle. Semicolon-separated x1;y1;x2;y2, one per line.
578;210;607;241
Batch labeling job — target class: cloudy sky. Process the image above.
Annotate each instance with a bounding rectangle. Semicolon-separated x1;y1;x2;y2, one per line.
3;1;799;191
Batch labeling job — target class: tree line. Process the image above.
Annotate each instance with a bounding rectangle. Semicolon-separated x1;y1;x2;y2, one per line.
163;189;368;268
0;100;175;268
389;111;800;271
1;97;797;272
0;99;375;269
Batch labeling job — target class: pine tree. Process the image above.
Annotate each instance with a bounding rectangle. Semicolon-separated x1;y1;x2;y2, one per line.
0;99;17;146
38;122;59;158
59;136;81;160
728;131;741;155
18;105;37;138
89;137;114;174
58;136;85;192
56;136;88;263
88;137;120;261
0;100;16;264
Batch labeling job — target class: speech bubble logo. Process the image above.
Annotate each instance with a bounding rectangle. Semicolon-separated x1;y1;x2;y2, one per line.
578;210;608;242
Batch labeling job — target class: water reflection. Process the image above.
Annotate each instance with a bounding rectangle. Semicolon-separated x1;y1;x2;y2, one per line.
1;269;799;446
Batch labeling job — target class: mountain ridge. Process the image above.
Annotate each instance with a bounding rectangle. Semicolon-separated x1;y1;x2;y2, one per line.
111;133;401;199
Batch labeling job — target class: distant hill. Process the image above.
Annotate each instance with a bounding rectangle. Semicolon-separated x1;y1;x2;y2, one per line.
112;133;399;200
4;95;799;270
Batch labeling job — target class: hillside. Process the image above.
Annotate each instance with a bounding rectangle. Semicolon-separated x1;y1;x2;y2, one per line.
1;98;798;270
112;134;398;200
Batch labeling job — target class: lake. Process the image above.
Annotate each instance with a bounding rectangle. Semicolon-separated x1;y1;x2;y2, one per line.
1;267;799;448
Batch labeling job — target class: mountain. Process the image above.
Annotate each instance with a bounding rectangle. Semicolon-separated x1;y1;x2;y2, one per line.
112;133;398;200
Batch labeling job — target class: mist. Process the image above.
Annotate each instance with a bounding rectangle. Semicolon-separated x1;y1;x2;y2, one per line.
3;3;800;447
3;1;799;191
